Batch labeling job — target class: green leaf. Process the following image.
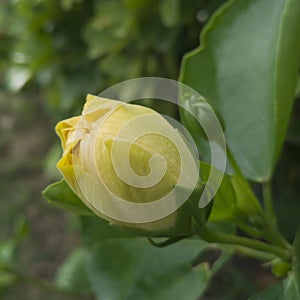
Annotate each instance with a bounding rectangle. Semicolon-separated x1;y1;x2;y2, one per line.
54;247;92;294
87;238;221;300
249;280;284;300
293;230;300;294
230;175;262;216
271;260;291;277
83;1;131;59
200;162;236;222
80;216;135;246
42;179;95;216
249;276;299;300
180;0;300;182
159;0;180;27
0;272;17;290
284;276;300;300
0;241;16;269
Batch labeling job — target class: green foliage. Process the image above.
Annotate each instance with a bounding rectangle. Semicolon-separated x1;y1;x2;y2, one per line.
0;217;28;292
80;216;135;246
180;0;300;182
2;0;208;120
55;216;231;299
1;0;300;298
54;247;92;294
86;239;209;300
42;179;95;216
293;230;300;294
43;0;300;298
249;276;299;300
200;162;236;222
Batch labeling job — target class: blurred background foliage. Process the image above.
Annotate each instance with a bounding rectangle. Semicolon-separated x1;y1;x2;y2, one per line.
0;0;299;299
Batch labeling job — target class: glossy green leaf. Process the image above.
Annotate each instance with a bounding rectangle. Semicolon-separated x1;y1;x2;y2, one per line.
180;0;300;182
42;179;95;216
54;247;92;294
87;239;218;300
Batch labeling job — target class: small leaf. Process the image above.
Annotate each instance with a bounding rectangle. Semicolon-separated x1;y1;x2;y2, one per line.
230;175;262;217
199;162;236;222
42;179;95;216
0;272;17;290
0;241;16;269
271;260;291;277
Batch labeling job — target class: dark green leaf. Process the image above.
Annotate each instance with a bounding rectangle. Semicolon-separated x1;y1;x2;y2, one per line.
80;216;134;246
249;280;284;300
42;179;95;216
249;276;299;300
87;238;217;300
293;230;300;294
180;0;300;182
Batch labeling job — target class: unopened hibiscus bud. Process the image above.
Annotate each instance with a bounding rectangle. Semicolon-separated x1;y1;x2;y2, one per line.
56;94;200;237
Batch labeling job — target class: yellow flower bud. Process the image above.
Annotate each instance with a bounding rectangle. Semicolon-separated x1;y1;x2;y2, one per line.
56;94;199;237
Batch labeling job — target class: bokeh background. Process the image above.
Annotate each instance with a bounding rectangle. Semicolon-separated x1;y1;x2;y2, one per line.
0;0;299;299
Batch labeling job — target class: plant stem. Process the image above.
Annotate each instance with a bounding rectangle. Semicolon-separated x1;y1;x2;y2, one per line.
263;226;291;249
196;224;292;262
262;181;276;227
261;182;291;248
211;146;292;261
233;246;277;262
234;219;262;238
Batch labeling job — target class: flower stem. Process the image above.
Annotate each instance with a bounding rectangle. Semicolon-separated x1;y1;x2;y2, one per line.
195;224;292;262
262;181;276;227
233;245;277;262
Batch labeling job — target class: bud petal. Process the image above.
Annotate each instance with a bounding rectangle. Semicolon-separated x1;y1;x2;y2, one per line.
56;94;200;236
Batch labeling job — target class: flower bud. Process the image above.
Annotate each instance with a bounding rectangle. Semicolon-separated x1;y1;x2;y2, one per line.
56;94;199;237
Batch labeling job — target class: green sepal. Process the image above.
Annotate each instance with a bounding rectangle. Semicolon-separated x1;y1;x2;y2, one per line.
188;182;212;230
271;259;292;277
179;96;225;145
109;182;206;238
230;176;263;226
42;179;96;216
